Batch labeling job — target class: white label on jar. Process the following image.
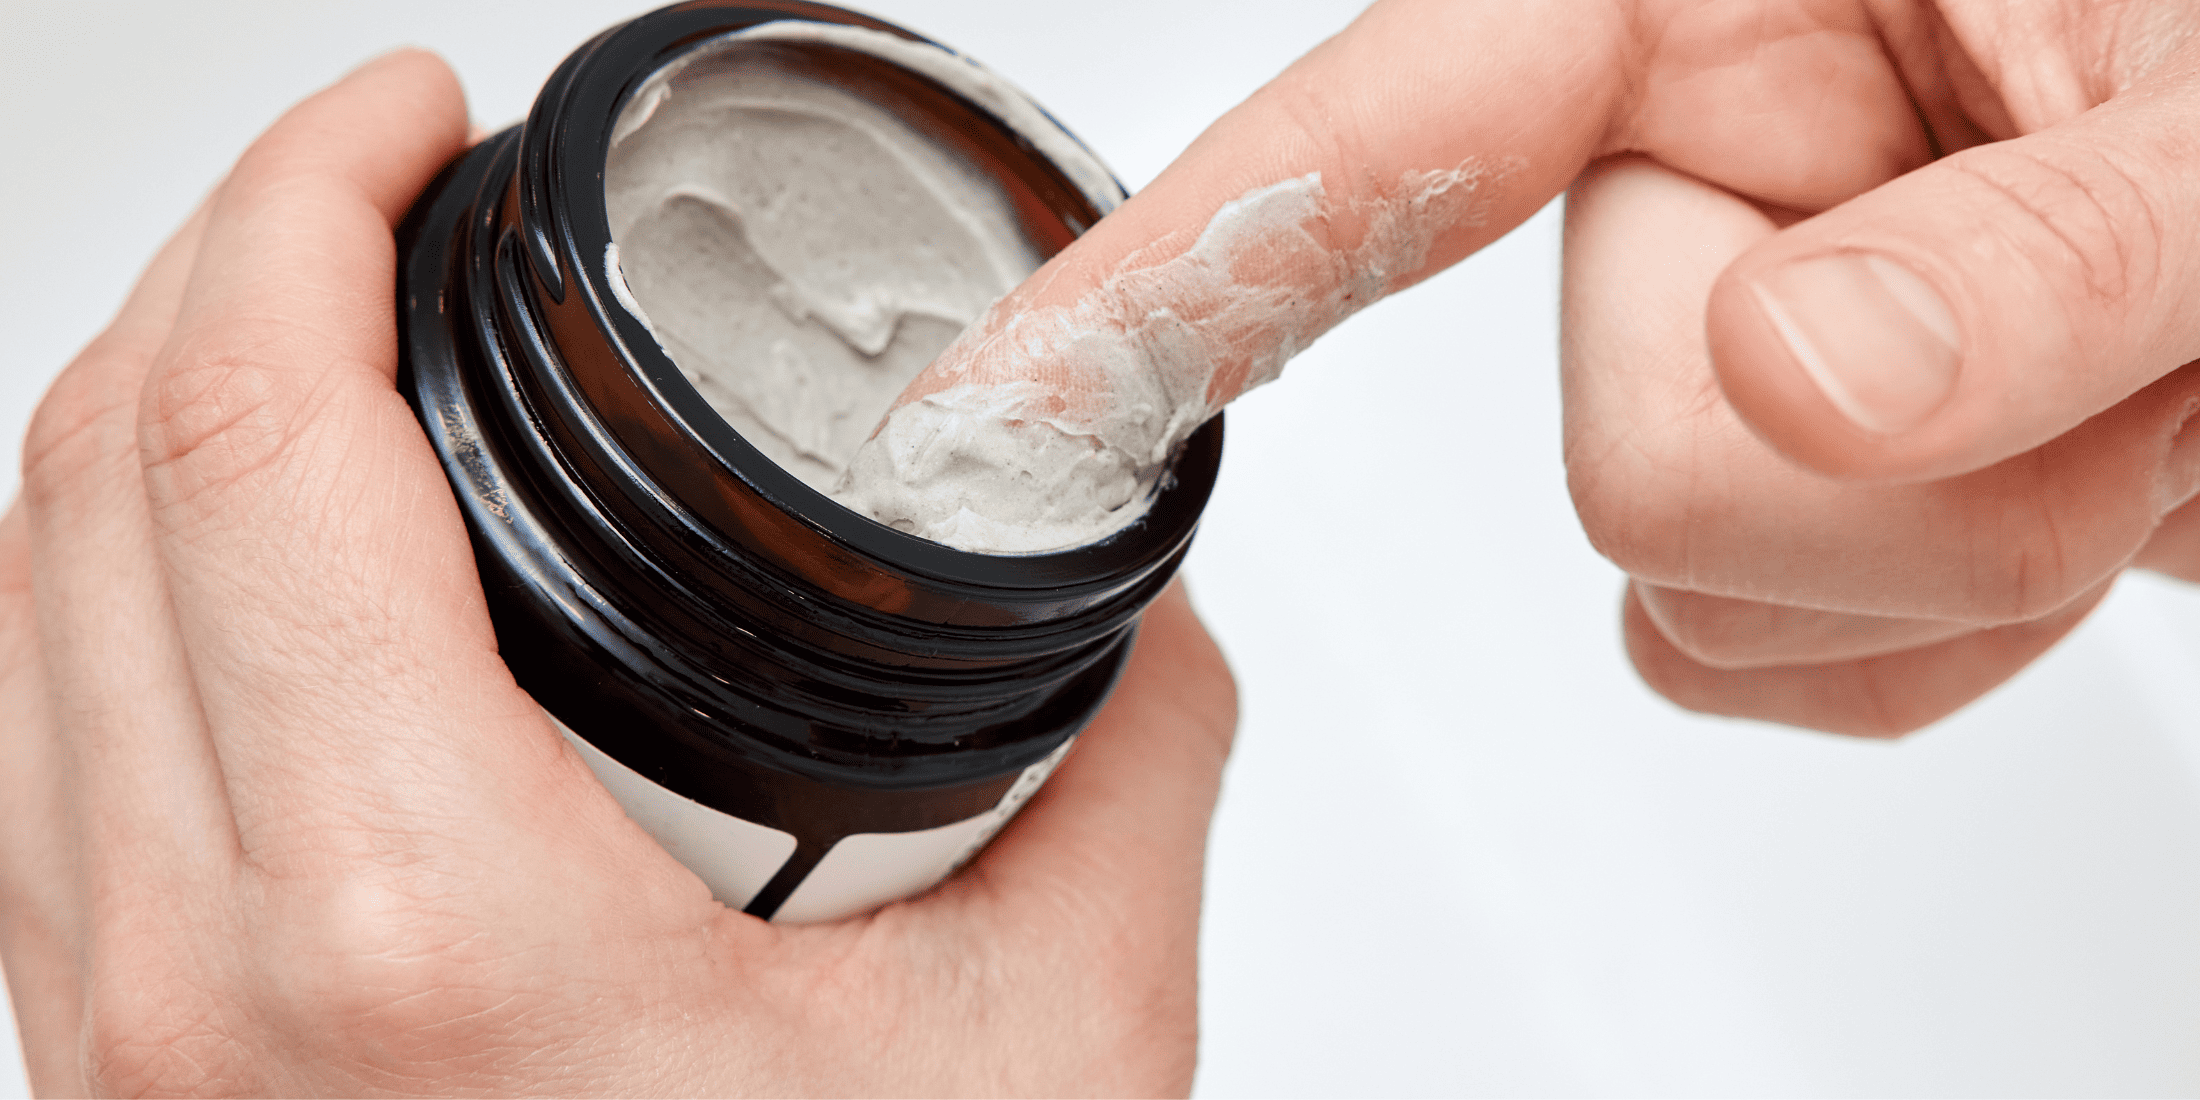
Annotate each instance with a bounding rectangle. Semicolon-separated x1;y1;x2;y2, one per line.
774;736;1076;923
556;720;798;911
558;717;1075;922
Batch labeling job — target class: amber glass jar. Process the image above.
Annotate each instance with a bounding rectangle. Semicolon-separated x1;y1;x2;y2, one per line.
397;1;1222;921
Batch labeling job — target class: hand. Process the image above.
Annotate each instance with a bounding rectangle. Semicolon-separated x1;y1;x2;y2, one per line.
887;0;2200;736
0;52;1236;1097
1562;3;2200;734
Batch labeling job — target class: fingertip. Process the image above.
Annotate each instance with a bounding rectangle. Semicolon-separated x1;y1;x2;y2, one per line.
167;46;473;361
347;44;450;81
886;0;1625;425
347;46;464;111
1038;579;1239;815
2138;492;2200;584
337;47;471;220
224;46;469;228
1142;581;1240;736
958;579;1236;914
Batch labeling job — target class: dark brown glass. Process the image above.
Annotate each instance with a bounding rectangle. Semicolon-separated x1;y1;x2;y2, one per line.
395;1;1222;918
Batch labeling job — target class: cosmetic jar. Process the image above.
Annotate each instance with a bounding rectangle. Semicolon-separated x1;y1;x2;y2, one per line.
396;0;1222;921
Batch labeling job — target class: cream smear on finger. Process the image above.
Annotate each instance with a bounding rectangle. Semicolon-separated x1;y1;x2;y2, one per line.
606;18;1511;554
837;160;1515;552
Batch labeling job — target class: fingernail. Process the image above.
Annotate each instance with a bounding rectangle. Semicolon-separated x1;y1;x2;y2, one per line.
1749;253;1962;435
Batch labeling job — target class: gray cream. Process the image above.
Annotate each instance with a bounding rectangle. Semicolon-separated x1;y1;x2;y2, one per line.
603;27;1149;552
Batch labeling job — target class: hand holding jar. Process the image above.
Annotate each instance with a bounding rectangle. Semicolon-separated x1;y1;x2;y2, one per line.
15;0;2200;1091
0;51;1234;1097
896;0;2200;736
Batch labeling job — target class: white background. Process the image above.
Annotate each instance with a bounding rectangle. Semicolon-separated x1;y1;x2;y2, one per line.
6;1;2200;1095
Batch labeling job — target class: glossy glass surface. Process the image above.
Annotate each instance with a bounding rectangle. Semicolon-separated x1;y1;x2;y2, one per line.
394;2;1220;905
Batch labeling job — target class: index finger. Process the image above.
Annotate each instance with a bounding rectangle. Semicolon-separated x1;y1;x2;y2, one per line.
904;0;1626;399
842;0;1628;535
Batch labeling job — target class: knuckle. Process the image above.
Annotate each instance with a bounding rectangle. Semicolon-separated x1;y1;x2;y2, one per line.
1263;78;1366;226
83;968;258;1096
1565;442;1645;567
21;342;148;510
220;147;344;232
243;856;543;1063
137;325;327;524
1944;139;2161;309
1564;372;1734;584
2138;491;2200;581
85;857;566;1094
1566;447;1692;581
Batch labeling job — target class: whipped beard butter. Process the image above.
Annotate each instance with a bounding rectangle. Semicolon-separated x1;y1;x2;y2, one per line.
395;1;1222;922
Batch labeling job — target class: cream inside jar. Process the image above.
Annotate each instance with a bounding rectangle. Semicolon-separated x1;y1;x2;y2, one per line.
603;26;1151;553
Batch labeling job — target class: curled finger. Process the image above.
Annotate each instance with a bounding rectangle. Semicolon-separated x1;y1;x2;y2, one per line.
1567;155;2200;624
0;500;84;1097
1624;579;2112;738
1633;582;1974;670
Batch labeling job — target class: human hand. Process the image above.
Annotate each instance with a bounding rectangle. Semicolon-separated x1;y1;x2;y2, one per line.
882;0;2200;735
1562;2;2200;734
0;51;1235;1097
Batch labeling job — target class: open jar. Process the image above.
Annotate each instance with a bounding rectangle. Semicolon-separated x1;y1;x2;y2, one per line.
396;0;1222;922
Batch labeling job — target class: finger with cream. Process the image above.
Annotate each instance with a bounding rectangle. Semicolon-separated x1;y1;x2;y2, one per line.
841;161;1513;550
602;22;1514;556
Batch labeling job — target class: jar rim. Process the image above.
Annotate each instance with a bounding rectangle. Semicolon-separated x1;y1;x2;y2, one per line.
537;1;1226;596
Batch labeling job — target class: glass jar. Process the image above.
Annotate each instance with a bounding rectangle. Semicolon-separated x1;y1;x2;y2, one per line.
396;0;1223;921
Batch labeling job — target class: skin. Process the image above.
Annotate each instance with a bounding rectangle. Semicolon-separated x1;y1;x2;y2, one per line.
895;0;2200;737
9;0;2200;1094
0;53;1235;1097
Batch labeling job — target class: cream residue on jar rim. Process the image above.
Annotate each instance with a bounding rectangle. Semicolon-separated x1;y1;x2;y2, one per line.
602;23;1152;554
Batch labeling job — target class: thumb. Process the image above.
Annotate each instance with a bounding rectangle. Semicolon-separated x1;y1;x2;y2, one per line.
1707;63;2200;483
841;0;1625;541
